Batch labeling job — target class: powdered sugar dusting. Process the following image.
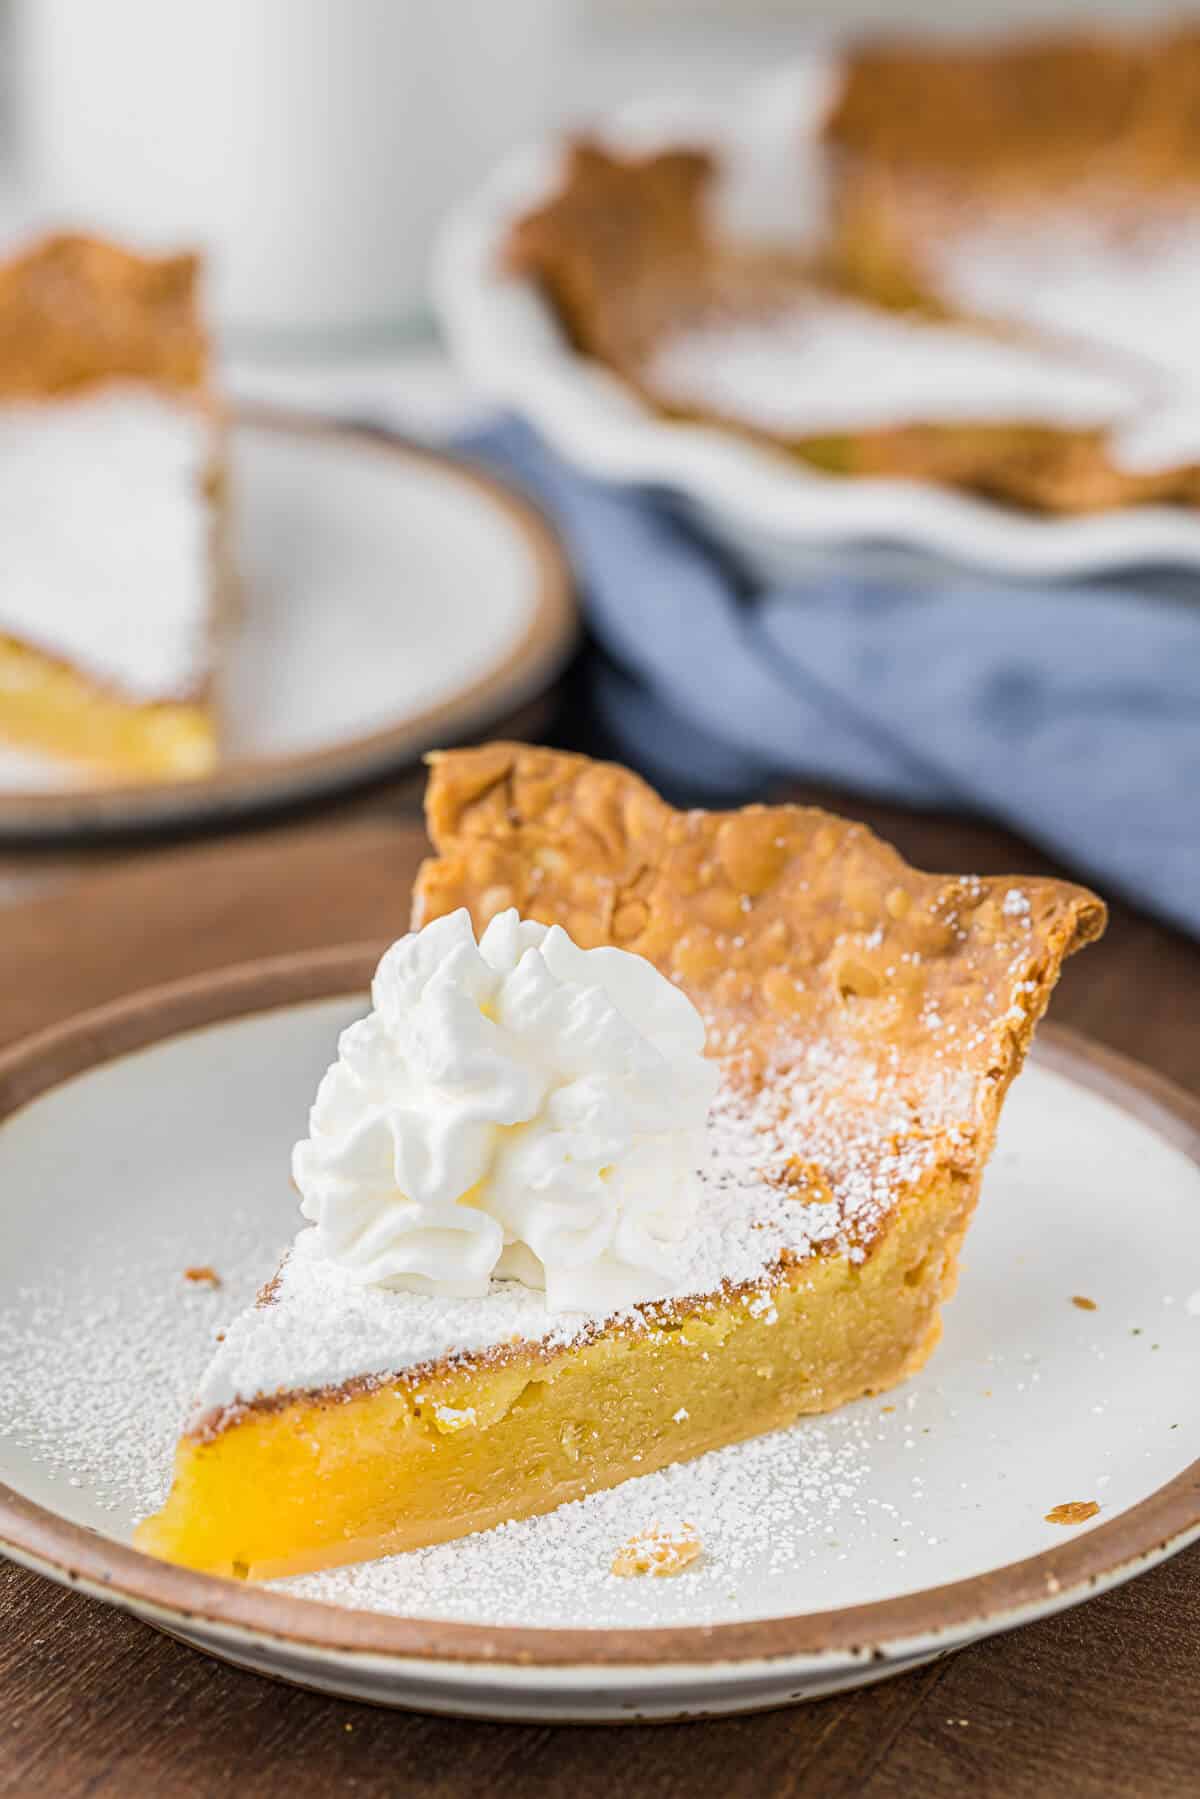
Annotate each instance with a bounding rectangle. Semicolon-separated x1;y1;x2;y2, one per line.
645;296;1139;437
931;207;1200;394
0;1214;272;1519
4;1038;1199;1637
0;385;213;700
193;1051;957;1423
929;207;1200;475
278;1416;875;1627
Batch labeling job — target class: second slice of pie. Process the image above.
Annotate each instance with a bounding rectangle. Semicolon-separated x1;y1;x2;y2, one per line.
0;233;228;782
137;744;1104;1580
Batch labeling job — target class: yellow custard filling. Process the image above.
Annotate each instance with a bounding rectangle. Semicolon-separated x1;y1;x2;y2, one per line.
136;1168;966;1582
0;634;216;781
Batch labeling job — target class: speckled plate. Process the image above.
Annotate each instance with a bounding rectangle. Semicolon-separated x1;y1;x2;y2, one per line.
1;951;1198;1722
0;412;575;838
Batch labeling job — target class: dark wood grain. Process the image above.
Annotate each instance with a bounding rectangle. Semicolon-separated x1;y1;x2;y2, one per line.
2;787;1198;1797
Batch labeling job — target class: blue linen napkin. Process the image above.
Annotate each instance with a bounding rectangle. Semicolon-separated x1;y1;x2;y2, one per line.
457;417;1200;938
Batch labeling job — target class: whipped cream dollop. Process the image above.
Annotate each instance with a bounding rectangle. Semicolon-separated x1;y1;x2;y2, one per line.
292;909;720;1313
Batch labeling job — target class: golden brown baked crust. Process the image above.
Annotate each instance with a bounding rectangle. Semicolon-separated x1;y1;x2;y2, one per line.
0;232;210;401
825;26;1200;193
822;28;1200;511
826;32;1144;190
415;742;1105;1259
506;140;718;373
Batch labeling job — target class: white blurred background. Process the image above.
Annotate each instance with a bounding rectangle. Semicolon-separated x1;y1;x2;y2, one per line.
2;0;1198;339
596;0;1189;22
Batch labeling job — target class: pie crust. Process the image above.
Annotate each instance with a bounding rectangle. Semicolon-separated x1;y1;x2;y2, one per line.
823;30;1200;513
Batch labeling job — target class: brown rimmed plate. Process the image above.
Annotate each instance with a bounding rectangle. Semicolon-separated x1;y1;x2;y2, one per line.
1;950;1198;1722
0;412;576;839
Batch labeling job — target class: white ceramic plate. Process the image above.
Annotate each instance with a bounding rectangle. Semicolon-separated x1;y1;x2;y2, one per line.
435;63;1200;583
0;413;575;838
1;952;1198;1723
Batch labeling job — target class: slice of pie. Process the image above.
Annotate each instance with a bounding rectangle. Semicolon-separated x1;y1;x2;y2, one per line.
0;233;228;782
136;744;1104;1581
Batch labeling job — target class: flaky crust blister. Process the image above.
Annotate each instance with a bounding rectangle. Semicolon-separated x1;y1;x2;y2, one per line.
416;744;1105;1260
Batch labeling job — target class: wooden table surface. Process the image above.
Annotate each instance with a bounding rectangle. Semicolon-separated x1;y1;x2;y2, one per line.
2;771;1198;1798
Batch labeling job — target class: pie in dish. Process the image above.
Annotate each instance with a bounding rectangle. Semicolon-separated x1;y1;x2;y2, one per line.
0;233;228;782
505;26;1200;515
137;743;1104;1581
824;26;1200;495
